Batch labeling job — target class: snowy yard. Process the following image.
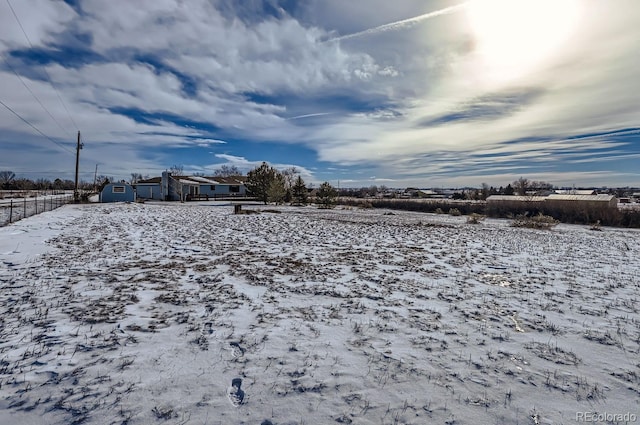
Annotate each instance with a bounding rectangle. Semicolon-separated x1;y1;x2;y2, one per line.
0;203;638;424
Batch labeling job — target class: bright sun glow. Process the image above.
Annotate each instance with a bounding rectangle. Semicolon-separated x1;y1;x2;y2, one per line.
466;0;582;83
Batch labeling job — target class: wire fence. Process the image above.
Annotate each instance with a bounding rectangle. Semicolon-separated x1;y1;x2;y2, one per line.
0;193;74;227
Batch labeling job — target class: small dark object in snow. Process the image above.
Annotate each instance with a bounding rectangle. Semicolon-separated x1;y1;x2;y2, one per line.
228;378;245;407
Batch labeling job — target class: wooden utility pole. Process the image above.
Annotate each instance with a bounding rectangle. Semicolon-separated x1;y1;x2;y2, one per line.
74;131;83;202
93;163;98;192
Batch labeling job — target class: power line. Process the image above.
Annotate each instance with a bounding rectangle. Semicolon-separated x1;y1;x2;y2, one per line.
1;55;74;139
0;98;74;154
6;0;80;131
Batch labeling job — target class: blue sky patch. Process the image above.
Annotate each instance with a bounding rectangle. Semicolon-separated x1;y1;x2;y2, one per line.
0;0;638;187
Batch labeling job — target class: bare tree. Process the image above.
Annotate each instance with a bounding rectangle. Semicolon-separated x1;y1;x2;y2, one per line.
213;165;242;177
12;178;33;190
0;170;16;188
169;165;185;201
130;173;143;184
281;167;298;202
481;182;490;200
530;180;554;192
513;177;530;196
35;178;51;190
169;164;184;175
95;175;112;192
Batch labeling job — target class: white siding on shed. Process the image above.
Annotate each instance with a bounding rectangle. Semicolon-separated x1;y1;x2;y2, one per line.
486;195;547;202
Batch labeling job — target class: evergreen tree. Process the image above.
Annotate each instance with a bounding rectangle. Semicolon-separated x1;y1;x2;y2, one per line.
246;162;279;204
291;175;308;206
267;172;287;204
504;183;515;195
317;181;337;208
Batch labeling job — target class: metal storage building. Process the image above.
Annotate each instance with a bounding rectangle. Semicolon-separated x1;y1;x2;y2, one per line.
100;183;136;203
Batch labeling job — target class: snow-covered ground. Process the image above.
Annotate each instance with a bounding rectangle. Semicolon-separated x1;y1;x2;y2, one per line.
0;202;638;425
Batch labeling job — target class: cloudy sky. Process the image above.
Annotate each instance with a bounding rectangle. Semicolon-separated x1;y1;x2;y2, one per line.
1;0;638;188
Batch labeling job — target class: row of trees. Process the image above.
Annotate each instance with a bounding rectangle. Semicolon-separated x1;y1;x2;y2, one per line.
245;162;308;205
1;170;78;191
244;162;337;207
446;178;555;201
333;178;555;201
0;169;124;192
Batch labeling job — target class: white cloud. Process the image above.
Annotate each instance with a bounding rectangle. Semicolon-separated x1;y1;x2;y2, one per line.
304;0;640;179
211;154;316;181
0;0;75;53
1;0;638;186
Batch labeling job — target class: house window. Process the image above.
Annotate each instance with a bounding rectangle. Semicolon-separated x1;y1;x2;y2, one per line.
210;185;216;191
112;186;125;193
230;185;240;193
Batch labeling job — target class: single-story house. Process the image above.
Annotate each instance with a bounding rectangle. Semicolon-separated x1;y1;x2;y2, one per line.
185;175;247;199
135;173;247;201
100;182;136;203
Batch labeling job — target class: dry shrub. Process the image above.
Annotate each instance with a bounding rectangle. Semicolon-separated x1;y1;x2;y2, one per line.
359;201;373;209
511;213;559;229
449;208;461;216
467;213;485;224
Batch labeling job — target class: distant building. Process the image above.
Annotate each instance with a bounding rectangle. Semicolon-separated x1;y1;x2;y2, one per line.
486;195;547;203
545;194;617;209
486;194;618;210
100;182;136;203
554;189;597;195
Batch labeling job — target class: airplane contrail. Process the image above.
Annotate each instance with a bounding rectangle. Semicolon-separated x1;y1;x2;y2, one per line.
287;112;335;120
328;2;470;42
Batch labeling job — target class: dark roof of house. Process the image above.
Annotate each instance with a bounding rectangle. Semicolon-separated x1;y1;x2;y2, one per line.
210;175;246;184
141;175;247;185
137;177;161;184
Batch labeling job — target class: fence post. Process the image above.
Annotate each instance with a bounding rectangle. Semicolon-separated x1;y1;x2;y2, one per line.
23;197;26;219
9;199;13;223
35;194;37;215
